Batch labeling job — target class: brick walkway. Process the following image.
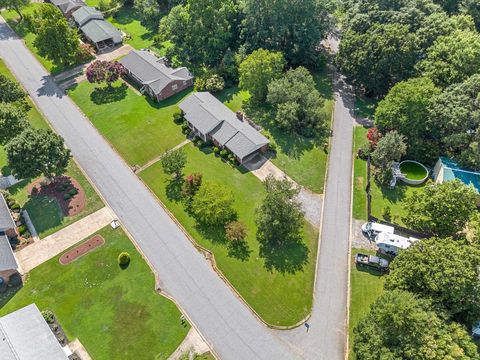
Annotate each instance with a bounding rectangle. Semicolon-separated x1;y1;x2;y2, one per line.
16;207;115;273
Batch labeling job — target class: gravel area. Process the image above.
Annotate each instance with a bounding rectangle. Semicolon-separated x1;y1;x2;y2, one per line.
351;219;377;250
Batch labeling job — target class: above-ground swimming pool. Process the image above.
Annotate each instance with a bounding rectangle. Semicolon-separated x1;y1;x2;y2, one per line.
399;160;429;185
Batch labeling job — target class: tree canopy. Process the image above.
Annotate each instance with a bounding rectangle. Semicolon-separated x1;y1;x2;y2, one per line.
86;61;126;87
239;49;285;103
403;179;478;236
354;289;479;360
0;103;29;145
191;181;236;226
161;147;187;179
371;131;407;169
386;237;480;322
0;73;28;107
267;67;327;138
33;4;80;67
6;128;71;180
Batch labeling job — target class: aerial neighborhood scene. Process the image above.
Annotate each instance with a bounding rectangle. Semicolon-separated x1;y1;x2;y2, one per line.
0;0;479;358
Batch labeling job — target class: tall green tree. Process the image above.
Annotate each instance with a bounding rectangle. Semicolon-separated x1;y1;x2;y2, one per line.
191;181;236;226
371;131;407;169
6;128;71;180
256;175;304;246
427;74;480;170
158;0;238;67
133;0;161;26
354;289;479;360
33;4;80;67
0;0;29;20
0;73;28;105
338;23;419;96
160;147;187;179
239;49;285;103
403;180;478;236
0;103;29;145
386;237;480;322
267;67;327;137
417;30;480;87
374;77;441;163
241;0;333;66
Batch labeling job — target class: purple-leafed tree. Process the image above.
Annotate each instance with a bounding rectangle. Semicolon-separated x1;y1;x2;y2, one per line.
86;60;126;87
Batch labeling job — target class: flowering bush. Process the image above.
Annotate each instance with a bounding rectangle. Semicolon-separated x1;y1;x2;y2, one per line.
86;60;126;87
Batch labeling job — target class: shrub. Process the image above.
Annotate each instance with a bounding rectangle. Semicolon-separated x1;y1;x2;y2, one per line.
204;74;225;93
118;252;130;265
195;139;203;147
68;188;78;196
18;224;27;235
182;172;203;197
75;43;95;64
225;221;247;242
213;147;220;155
220;149;228;158
228;154;235;163
268;142;277;152
173;112;184;124
63;193;72;200
41;310;54;324
10;203;20;210
382;206;392;221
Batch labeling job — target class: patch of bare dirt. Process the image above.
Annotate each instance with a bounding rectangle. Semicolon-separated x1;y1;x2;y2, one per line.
59;235;105;265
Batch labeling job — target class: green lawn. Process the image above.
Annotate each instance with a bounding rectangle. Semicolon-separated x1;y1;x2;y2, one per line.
354;96;377;120
216;70;334;194
7;161;104;238
352;126;427;224
348;248;386;359
108;7;156;49
2;5;75;74
68;81;189;166
0;226;189;360
140;144;318;326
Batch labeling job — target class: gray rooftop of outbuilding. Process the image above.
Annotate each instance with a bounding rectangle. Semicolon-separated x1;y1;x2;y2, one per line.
0;193;14;232
72;6;103;27
119;50;193;95
50;0;85;15
80;18;122;43
0;304;69;360
0;234;17;272
179;92;269;160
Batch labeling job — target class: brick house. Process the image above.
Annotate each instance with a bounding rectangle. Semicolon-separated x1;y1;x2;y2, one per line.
0;193;19;285
178;92;270;164
119;50;194;102
49;0;86;18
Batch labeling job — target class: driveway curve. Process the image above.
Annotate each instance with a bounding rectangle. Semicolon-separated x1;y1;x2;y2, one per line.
0;19;299;360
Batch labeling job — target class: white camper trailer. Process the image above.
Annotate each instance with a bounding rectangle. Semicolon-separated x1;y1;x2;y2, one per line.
375;232;418;255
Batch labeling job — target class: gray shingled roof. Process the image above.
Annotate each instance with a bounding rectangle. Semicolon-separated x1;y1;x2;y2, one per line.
0;304;69;360
72;6;103;27
179;92;269;160
119;50;193;95
0;193;14;232
80;19;122;44
50;0;85;15
0;234;17;272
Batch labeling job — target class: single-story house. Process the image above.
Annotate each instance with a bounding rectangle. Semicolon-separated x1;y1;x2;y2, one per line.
48;0;85;18
433;157;480;192
0;304;70;360
178;92;270;164
72;6;122;50
119;50;194;101
375;231;419;256
0;193;16;238
0;233;19;286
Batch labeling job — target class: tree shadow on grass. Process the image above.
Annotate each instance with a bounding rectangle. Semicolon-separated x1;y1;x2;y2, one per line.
165;178;184;203
227;240;251;261
195;222;228;246
91;83;128;105
377;181;408;204
23;195;63;235
0;281;22;308
258;237;309;274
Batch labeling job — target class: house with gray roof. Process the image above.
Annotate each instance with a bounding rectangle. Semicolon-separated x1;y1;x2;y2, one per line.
119;50;194;101
0;304;70;360
72;6;122;50
179;92;269;164
0;233;18;286
49;0;85;18
0;193;15;237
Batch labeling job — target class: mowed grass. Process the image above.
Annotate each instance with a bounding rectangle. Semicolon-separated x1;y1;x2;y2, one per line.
0;226;189;360
0;59;103;237
352;127;427;225
348;248;386;359
140;144;318;326
216;69;334;194
68;81;189;166
8;161;104;238
108;7;156;49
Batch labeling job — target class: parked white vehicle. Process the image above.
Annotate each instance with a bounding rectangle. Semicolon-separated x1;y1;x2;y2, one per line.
375;232;419;256
361;222;395;237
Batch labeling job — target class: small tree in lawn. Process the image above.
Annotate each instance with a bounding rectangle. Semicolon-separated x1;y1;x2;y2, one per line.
118;252;130;266
86;60;126;88
371;130;407;185
225;221;247;242
191;181;236;225
366;127;381;150
181;172;202;198
0;74;28;105
161;148;187;179
0;103;30;145
6;128;71;181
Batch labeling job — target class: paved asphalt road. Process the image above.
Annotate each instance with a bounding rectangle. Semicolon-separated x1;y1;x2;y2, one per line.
277;37;355;360
0;19;299;360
